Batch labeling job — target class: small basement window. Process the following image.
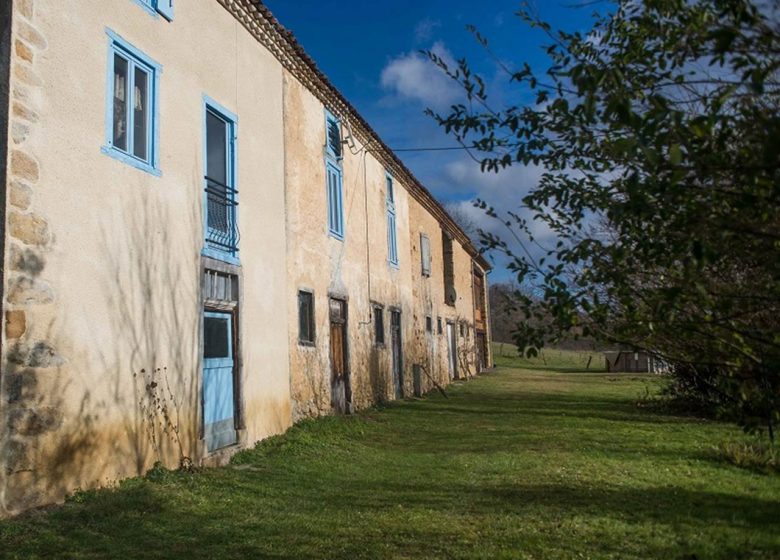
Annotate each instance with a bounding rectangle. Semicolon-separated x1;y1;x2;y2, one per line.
426;316;433;333
298;290;315;344
437;317;442;335
374;305;385;345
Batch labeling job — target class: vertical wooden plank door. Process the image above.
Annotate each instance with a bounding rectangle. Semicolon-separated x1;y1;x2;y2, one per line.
476;332;487;372
203;311;237;451
391;310;403;399
447;322;458;380
330;298;351;414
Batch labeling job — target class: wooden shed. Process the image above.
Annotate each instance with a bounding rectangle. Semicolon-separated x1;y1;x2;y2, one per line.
604;351;668;373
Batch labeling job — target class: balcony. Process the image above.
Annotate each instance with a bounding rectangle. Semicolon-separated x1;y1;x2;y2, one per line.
205;176;239;255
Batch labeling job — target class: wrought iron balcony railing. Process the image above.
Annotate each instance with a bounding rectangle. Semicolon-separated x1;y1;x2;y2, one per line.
205;176;239;254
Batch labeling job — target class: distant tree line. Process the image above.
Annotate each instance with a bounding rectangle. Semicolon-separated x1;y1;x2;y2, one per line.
489;282;600;352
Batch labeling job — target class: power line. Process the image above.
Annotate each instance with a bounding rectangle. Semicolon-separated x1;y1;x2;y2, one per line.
391;146;473;152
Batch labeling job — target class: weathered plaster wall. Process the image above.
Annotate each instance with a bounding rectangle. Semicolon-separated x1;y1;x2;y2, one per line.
0;0;491;515
283;70;487;421
407;195;483;385
283;72;415;419
0;0;290;514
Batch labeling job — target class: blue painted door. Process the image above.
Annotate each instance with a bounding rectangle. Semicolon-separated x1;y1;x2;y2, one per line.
203;311;237;452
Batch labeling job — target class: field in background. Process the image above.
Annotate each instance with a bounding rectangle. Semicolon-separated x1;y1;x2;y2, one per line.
492;341;605;372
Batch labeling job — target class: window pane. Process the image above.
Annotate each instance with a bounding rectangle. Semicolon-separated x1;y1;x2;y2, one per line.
327;118;341;159
329;298;346;322
329;170;336;230
328;165;342;236
133;67;149;160
421;234;430;275
206;109;230;238
388;212;398;264
112;55;128;151
299;292;314;343
387;176;394;203
204;316;230;359
374;307;384;344
206;111;228;185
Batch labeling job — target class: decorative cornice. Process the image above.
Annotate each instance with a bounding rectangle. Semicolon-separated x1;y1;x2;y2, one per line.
215;0;491;271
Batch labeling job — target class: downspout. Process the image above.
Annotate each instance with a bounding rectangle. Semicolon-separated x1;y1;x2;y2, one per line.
0;0;14;515
363;147;371;314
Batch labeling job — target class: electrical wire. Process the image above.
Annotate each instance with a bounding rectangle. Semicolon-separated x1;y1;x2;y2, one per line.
391;146;474;152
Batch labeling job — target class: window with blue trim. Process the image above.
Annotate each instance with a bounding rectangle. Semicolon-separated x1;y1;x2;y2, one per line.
103;31;160;175
204;102;239;258
325;110;345;239
132;0;174;20
386;172;399;266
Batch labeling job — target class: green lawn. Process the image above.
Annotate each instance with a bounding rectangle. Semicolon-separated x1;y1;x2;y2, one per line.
1;351;778;559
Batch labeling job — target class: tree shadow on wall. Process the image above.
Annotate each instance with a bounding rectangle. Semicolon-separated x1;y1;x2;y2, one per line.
94;182;202;478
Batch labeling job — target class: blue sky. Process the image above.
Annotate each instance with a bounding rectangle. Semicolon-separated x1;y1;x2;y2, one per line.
264;0;601;279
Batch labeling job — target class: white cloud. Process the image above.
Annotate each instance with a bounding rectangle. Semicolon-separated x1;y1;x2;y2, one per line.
441;156;557;264
414;18;441;43
380;42;461;109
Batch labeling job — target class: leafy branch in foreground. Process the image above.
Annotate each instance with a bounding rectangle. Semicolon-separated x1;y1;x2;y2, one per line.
427;0;780;438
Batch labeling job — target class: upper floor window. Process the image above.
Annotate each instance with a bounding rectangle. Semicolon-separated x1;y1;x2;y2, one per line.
386;174;395;204
102;30;161;176
386;172;399;267
420;233;431;277
325;111;343;161
325;110;345;239
132;0;174;20
442;232;456;306
203;97;239;261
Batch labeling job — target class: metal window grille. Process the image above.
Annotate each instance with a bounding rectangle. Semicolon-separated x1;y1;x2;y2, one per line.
205;176;239;253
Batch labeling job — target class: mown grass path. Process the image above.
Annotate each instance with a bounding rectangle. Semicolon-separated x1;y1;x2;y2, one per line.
2;363;779;559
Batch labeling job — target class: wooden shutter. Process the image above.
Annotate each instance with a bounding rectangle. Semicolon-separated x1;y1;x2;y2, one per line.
420;233;431;276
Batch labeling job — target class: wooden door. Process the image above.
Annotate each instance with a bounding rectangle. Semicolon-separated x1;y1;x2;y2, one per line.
330;298;351;413
203;311;237;452
447;322;458;380
390;310;403;399
476;331;487;372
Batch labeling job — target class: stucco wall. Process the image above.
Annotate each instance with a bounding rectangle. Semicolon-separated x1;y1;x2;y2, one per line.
0;0;492;515
1;0;291;513
407;193;488;384
284;71;414;419
283;70;487;421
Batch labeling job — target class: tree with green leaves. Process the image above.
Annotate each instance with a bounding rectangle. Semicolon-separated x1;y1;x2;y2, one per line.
428;0;780;438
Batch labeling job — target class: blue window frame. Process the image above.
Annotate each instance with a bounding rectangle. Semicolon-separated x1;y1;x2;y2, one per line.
386;172;399;267
131;0;174;20
102;29;161;176
326;161;344;239
325;110;345;239
202;96;239;264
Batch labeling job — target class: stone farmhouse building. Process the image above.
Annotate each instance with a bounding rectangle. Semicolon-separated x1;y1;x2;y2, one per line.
0;0;492;514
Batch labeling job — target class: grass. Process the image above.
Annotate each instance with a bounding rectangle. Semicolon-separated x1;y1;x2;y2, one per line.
493;342;604;372
1;348;778;559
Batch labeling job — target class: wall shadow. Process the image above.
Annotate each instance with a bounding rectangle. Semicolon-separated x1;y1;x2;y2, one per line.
93;180;201;478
